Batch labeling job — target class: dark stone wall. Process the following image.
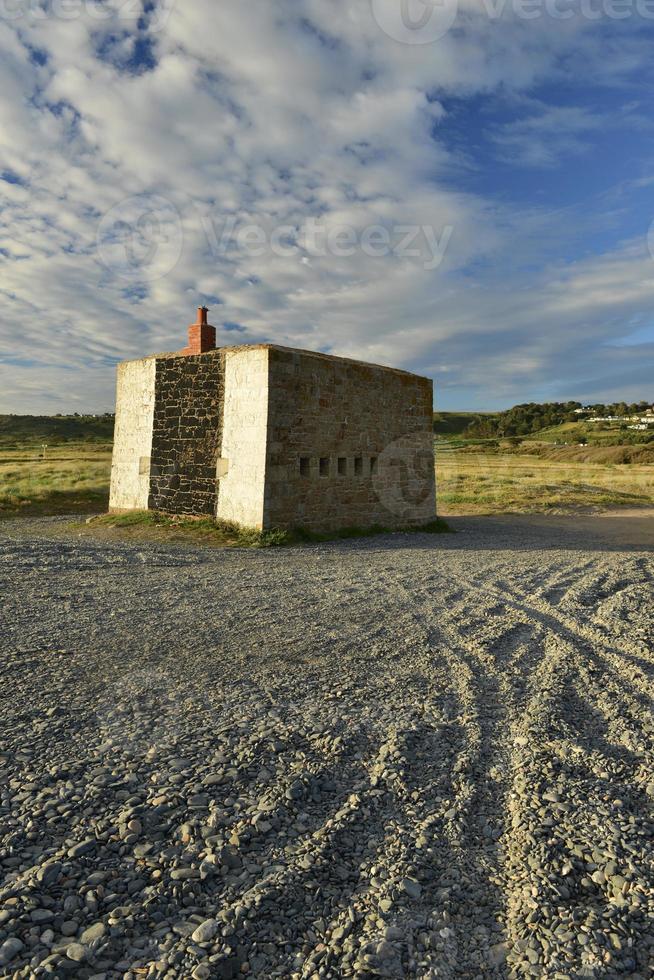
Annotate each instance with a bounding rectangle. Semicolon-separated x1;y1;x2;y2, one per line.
148;353;225;516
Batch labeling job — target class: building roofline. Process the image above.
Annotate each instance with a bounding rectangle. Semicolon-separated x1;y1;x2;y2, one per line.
119;343;432;383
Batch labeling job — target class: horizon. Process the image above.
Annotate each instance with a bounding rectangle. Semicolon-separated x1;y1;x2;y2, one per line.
1;2;654;412
3;394;653;420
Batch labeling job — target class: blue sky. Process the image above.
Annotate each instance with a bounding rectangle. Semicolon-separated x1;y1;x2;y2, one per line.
0;1;653;412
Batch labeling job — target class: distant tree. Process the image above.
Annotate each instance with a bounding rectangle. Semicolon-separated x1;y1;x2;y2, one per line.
465;401;587;439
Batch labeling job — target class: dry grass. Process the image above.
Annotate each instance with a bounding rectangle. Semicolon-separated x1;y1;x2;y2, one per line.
517;441;654;465
0;444;111;516
2;440;652;522
436;446;654;515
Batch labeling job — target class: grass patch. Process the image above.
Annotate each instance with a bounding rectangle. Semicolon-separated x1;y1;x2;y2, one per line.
87;512;289;548
0;442;111;517
79;512;451;548
3;429;651;525
436;446;653;515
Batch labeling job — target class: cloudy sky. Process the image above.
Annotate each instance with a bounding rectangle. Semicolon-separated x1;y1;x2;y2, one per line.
1;0;654;412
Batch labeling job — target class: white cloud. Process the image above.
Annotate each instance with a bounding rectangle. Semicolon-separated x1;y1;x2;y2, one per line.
0;0;652;412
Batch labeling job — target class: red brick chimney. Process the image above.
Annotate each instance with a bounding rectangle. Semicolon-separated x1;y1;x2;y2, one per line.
180;306;216;355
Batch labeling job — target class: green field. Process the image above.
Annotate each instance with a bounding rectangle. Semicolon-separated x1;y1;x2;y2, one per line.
522;419;653;447
436;444;654;515
0;414;652;520
0;443;112;516
0;414;114;516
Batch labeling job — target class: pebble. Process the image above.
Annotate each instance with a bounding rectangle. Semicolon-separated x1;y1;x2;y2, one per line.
170;868;201;880
0;937;24;966
193;967;212;979
401;878;422;899
67;838;96;858
65;943;87;962
191;919;219;943
30;909;54;923
80;922;106;944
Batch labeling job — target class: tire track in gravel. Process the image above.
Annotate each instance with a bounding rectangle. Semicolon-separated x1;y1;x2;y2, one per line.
388;551;653;977
438;557;654;978
383;570;552;975
433;610;555;977
0;519;652;978
500;630;653;977
439;559;651;695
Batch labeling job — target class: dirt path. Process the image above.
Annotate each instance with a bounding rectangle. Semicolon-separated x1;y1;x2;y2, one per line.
0;513;652;978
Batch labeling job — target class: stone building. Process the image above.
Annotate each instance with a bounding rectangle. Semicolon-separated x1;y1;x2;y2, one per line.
109;308;436;532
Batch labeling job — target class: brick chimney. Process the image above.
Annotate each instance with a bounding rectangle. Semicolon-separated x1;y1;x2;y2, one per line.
180;306;216;355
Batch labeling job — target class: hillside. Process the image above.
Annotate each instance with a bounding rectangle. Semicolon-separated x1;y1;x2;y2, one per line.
521;419;654;448
464;402;586;438
462;402;654;446
0;414;114;446
433;411;498;436
515;441;654;465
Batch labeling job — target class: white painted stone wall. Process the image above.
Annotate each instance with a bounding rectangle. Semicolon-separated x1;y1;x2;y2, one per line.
216;348;269;529
109;357;156;511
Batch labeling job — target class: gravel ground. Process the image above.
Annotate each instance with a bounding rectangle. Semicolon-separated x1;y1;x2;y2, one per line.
0;513;652;979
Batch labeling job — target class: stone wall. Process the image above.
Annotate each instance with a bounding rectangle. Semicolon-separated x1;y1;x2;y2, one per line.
109;357;156;512
263;348;435;532
216;348;269;529
148;353;225;516
109;344;436;531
